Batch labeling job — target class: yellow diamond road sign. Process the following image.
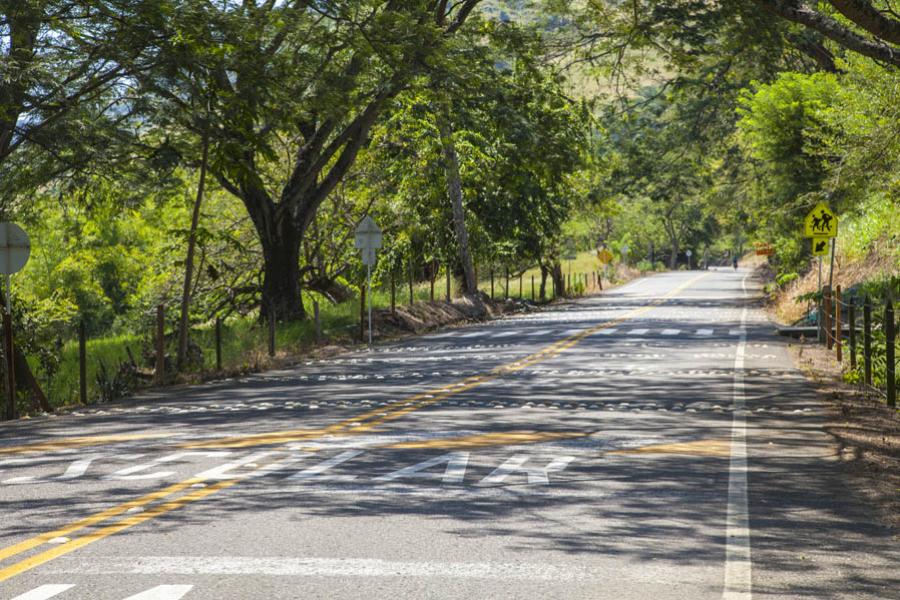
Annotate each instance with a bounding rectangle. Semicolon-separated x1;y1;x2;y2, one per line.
804;203;837;238
811;237;830;256
597;249;613;265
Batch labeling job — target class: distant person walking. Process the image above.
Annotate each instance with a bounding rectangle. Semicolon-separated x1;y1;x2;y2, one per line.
732;256;738;270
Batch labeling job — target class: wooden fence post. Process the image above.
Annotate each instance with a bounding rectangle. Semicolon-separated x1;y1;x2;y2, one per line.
848;301;856;370
490;269;494;300
215;317;222;371
864;297;872;386
519;273;523;299
505;267;509;298
313;301;321;345
446;265;451;302
390;272;396;315
531;275;535;302
886;299;895;407
824;287;833;349
268;306;276;358
835;285;842;363
408;256;414;305
79;320;87;404
429;263;435;302
155;304;165;384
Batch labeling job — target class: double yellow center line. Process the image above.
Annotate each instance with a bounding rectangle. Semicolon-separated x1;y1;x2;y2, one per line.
0;273;706;582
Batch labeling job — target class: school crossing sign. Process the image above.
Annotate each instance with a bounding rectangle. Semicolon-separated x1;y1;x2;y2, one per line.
803;203;838;238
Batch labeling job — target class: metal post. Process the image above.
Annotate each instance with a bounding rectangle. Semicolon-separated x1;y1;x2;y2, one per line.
215;317;222;370
817;256;823;343
3;311;14;420
313;301;321;345
864;297;872;386
849;302;856;370
155;304;165;384
367;263;373;348
79;320;87;404
886;300;895;407
835;285;842;363
359;285;366;342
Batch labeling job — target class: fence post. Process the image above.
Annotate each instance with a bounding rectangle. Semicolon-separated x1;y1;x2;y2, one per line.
519;273;523;299
598;271;603;291
359;286;366;342
390;272;396;315
824;286;833;349
268;306;276;358
313;301;321;345
849;301;856;370
408;256;414;305
490;269;494;300
446;265;451;302
79;320;87;405
429;263;435;302
215;317;222;371
886;299;895;408
155;304;165;384
505;267;509;298
531;275;535;301
835;285;842;363
864;297;872;386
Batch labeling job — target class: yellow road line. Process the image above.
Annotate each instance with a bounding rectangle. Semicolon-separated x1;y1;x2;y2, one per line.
608;439;733;458
0;479;238;583
0;434;171;456
0;272;707;582
385;430;592;450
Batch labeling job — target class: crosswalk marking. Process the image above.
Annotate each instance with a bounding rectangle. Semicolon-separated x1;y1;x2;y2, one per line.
123;585;194;600
596;328;618;335
11;585;74;600
493;331;518;338
729;329;746;336
696;328;714;336
661;329;681;335
627;329;649;335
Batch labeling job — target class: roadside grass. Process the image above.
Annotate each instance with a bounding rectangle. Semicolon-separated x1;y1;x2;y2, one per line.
37;250;619;409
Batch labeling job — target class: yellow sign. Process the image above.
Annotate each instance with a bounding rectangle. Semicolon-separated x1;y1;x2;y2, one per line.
811;237;830;256
597;249;613;265
804;203;837;238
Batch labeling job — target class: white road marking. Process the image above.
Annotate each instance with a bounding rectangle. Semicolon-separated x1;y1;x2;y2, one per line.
723;273;752;599
459;331;483;338
661;329;681;336
596;328;618;335
729;329;746;336
10;584;74;600
492;330;519;338
531;329;552;336
696;328;714;336
627;329;649;335
285;450;363;482
374;452;469;484
193;451;276;480
45;555;664;582
123;585;194;600
479;455;575;485
106;451;231;481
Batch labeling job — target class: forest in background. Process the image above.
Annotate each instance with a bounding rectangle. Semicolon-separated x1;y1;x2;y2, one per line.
0;0;897;411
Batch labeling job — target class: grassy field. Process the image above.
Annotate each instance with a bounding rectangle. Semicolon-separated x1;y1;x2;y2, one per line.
35;251;621;409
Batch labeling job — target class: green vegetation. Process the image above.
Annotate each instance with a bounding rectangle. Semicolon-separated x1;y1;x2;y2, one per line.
1;1;898;413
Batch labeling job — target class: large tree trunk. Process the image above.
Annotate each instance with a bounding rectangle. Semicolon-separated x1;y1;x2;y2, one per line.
258;210;305;322
438;115;477;294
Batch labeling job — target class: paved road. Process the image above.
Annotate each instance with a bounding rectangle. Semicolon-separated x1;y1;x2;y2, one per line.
1;270;897;599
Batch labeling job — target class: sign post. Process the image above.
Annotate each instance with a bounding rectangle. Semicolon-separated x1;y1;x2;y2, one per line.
686;249;692;270
354;216;382;349
803;204;838;341
0;223;30;420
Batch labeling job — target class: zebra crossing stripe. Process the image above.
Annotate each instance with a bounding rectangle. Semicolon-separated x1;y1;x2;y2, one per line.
596;328;618;335
10;585;74;600
123;585;194;600
493;331;518;338
627;329;649;335
696;329;714;336
661;329;681;335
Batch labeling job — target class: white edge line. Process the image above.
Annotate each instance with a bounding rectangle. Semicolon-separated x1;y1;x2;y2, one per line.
723;272;752;599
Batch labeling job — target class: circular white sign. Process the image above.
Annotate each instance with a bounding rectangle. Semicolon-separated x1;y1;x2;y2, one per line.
0;222;30;275
686;250;693;257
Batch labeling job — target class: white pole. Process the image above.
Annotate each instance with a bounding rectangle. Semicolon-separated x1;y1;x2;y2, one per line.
367;263;373;349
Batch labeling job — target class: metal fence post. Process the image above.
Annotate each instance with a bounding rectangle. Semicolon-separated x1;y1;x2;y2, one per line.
886;299;895;407
835;285;842;363
864;297;872;386
848;301;856;370
79;320;87;404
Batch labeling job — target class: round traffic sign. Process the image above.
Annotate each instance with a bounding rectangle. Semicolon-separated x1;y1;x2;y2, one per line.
686;249;693;257
0;222;30;275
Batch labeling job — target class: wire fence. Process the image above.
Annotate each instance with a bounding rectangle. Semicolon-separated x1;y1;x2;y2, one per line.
819;285;897;408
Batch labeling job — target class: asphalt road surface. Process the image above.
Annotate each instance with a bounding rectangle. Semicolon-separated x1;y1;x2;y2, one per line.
1;269;897;600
